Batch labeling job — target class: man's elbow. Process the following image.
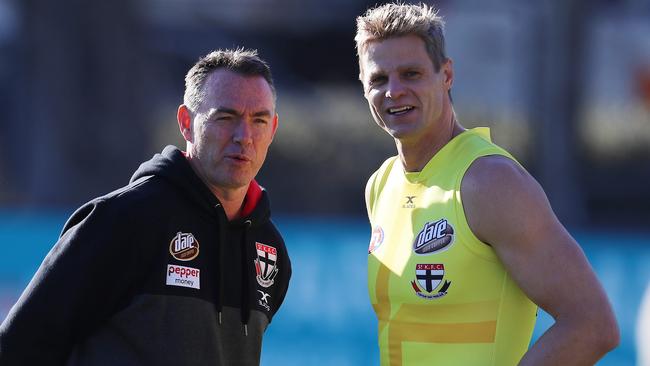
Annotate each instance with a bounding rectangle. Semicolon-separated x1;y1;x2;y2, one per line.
565;305;620;357
595;315;620;353
583;309;620;355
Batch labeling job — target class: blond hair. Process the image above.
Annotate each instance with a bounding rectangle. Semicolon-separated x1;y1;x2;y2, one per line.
355;2;447;72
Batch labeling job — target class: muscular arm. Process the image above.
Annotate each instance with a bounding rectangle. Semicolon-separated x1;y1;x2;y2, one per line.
461;155;619;365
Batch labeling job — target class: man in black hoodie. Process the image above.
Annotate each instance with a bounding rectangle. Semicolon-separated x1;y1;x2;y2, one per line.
0;48;291;366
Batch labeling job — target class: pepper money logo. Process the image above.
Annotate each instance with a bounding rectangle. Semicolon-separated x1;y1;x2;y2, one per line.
169;232;200;261
413;219;454;255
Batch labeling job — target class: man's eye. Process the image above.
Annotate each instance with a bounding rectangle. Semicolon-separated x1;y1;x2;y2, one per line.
254;119;268;124
404;71;420;78
369;76;386;86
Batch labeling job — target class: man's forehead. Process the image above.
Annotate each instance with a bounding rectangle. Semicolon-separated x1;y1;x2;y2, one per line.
205;71;272;97
205;69;271;90
363;35;427;56
360;36;432;72
196;72;275;114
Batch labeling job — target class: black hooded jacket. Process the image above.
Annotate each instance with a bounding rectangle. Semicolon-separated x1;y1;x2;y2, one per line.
0;146;291;366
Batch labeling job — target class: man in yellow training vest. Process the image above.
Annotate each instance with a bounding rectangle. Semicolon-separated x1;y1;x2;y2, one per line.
355;3;619;365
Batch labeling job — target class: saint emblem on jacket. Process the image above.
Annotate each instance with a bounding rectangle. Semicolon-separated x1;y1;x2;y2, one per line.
254;242;279;288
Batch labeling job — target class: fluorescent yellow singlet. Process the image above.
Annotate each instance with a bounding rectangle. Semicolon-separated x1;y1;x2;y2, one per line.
366;128;537;366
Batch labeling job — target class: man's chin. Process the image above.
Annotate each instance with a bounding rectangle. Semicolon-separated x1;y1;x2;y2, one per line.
224;179;252;190
387;128;414;140
207;174;253;191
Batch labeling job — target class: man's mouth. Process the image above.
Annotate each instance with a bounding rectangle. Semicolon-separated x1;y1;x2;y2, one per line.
226;154;251;162
387;106;414;115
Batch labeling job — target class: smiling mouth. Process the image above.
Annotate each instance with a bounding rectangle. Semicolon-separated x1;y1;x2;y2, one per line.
387;106;414;115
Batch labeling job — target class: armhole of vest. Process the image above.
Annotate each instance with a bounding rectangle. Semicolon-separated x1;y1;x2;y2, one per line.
453;150;517;262
367;157;398;219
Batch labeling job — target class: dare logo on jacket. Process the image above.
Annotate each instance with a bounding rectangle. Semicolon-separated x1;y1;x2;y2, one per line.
169;232;200;261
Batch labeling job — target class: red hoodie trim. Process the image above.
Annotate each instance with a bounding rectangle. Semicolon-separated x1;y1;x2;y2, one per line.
183;151;262;217
241;180;263;217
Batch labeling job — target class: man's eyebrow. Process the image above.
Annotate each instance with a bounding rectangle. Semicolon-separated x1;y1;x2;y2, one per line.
211;107;239;117
398;63;425;71
207;107;272;118
252;110;272;118
367;70;384;80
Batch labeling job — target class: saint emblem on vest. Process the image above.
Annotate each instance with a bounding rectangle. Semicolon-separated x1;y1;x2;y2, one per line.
411;263;451;299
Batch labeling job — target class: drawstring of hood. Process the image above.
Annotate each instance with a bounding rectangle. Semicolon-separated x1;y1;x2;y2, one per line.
215;203;226;325
213;183;266;336
241;219;253;336
215;205;255;336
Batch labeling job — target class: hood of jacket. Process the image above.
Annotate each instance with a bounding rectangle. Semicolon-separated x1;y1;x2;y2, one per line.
129;145;271;226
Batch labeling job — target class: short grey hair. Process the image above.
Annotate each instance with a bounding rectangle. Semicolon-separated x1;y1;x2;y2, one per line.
355;2;447;73
183;48;275;112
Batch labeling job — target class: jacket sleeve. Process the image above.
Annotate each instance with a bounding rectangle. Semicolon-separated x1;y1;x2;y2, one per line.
270;235;291;320
0;199;136;365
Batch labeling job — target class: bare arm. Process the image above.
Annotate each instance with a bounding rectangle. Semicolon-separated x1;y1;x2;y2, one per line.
461;155;619;365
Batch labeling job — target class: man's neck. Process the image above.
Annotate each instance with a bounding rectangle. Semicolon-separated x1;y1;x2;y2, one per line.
209;185;248;221
185;153;248;221
397;117;464;172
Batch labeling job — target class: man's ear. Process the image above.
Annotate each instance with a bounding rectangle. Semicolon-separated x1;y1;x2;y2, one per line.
358;70;370;99
270;113;279;141
177;104;193;143
442;58;454;90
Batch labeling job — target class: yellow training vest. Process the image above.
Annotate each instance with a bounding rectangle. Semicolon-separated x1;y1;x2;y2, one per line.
366;128;537;366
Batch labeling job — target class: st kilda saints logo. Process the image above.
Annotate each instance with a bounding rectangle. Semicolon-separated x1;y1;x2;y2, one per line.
254;242;279;288
411;263;451;299
169;232;199;261
413;219;454;255
368;226;384;254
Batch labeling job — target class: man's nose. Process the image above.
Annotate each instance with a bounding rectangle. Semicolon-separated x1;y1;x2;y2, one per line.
385;78;406;100
232;121;253;146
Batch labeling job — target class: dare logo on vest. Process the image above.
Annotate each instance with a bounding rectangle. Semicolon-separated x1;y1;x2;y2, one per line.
413;219;454;255
254;242;279;288
169;232;200;261
411;263;451;299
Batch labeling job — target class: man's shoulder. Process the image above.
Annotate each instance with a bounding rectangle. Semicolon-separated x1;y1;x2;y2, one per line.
367;156;399;186
462;155;529;201
365;156;399;204
461;154;544;243
451;128;517;166
99;175;179;208
67;175;182;227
